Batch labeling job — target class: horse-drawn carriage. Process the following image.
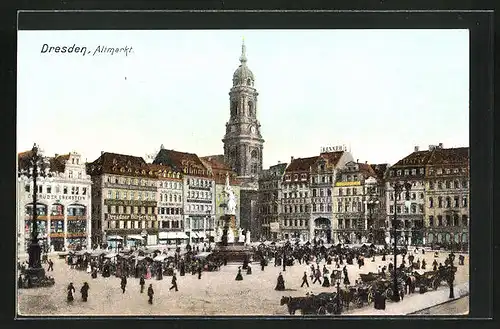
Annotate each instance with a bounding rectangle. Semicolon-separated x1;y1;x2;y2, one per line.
410;266;456;292
280;292;342;315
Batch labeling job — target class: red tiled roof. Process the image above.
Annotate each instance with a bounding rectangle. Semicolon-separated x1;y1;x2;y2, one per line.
358;162;377;177
427;147;469;166
285;156;319;172
200;156;239;185
319;151;344;166
18;150;70;173
87;152;154;178
153;149;210;178
392;150;433;167
147;163;183;181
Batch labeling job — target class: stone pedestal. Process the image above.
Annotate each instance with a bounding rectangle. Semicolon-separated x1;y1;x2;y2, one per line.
216;214;254;263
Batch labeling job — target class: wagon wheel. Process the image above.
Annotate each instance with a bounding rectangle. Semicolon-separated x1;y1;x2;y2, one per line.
354;296;364;308
326;302;336;314
367;291;374;304
385;287;393;300
317;306;327;315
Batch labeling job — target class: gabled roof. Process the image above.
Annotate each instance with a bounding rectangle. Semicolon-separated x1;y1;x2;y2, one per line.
200;156;239;184
200;156;231;171
392;150;433;168
153;149;210;178
319;151;344;167
427;147;469;166
285;156;319;172
49;154;70;173
147;163;183;180
87;152;153;178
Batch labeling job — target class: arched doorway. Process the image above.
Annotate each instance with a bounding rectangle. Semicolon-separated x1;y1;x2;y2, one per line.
314;217;331;243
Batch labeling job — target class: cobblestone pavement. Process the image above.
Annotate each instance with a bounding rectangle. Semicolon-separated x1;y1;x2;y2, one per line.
410;296;469;315
17;250;469;316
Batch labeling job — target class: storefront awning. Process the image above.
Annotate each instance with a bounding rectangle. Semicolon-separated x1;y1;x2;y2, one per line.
158;232;189;240
106;235;123;241
127;235;143;240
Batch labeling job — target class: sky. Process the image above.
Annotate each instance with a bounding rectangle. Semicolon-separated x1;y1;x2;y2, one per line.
17;29;469;168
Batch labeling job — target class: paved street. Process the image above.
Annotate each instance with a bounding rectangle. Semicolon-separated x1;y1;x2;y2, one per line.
17;250;469;316
410;296;469;316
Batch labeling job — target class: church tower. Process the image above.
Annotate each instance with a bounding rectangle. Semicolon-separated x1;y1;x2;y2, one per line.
222;40;264;188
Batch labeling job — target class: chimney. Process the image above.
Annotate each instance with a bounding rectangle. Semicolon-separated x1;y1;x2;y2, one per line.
55;153;59;157
101;151;104;155
365;161;368;164
414;146;419;152
290;156;294;162
438;143;443;149
356;159;359;163
277;160;281;164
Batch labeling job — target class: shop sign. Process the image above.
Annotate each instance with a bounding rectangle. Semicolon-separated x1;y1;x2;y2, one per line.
335;181;361;187
321;145;347;153
38;194;87;201
106;214;156;221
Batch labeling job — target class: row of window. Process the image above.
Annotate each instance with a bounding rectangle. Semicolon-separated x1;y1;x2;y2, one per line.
158;207;182;215
107;176;158;187
429;180;468;190
158;181;182;189
282;219;308;227
389;192;425;200
25;184;88;196
107;205;155;215
187;190;212;200
284;191;310;199
107;189;156;201
187;178;212;188
25;205;86;216
389;204;425;214
389;167;467;177
428;215;468;227
428;196;468;208
185;218;215;230
283;183;308;190
159;193;182;203
185;204;213;212
67;170;84;179
160;220;182;229
106;220;156;230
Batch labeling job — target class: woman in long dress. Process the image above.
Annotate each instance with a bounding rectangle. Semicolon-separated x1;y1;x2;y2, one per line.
67;282;75;302
235;267;243;281
275;272;285;291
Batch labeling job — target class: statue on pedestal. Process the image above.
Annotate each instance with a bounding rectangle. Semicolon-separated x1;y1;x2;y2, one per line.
238;228;245;243
224;173;237;216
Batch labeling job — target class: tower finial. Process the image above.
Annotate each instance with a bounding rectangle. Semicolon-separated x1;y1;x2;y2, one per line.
239;37;247;64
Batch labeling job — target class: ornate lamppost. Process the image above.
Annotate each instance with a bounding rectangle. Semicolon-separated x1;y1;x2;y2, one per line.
18;143;53;286
391;180;412;302
365;188;379;244
447;253;457;298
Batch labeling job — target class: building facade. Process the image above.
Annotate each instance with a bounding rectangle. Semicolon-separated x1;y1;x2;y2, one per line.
153;148;215;244
257;162;287;240
149;163;187;245
423;145;469;249
332;161;387;244
222;40;264;190
200;156;241;238
18;151;92;252
310;151;353;243
87;152;158;248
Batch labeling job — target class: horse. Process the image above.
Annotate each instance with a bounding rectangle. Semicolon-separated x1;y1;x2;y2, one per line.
405;275;417;294
338;287;355;310
280;296;317;315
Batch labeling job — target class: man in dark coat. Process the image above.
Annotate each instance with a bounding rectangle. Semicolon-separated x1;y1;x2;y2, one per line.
80;282;90;302
67;282;75;302
197;265;202;279
18;274;23;289
47;259;54;271
301;271;309;287
139;275;145;293
260;258;266;271
120;275;127;293
147;284;154;304
312;268;322;285
169;273;178;291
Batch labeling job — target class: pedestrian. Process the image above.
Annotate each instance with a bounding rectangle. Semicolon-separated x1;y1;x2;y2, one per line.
67;282;75;302
343;266;350;285
275;272;285;291
312;268;322;285
120;275;127;293
47;259;54;271
80;282;89;302
421;259;426;270
197;265;202;280
139;275;145;293
235;267;243;281
260;258;266;271
246;264;252;275
432;259;438;272
18;274;23;289
169;273;178;291
147;284;154;304
301;271;309;288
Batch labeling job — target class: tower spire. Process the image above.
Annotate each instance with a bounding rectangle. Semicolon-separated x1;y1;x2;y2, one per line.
239;37;247;64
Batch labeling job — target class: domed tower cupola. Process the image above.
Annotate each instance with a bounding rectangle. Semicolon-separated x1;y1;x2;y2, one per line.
223;38;264;184
232;39;255;87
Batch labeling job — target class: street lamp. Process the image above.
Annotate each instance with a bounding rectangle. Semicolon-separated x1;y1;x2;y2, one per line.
18;143;52;284
365;194;379;244
206;209;211;248
391;180;412;302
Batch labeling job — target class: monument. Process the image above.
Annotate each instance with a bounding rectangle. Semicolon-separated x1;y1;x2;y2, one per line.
214;173;254;262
